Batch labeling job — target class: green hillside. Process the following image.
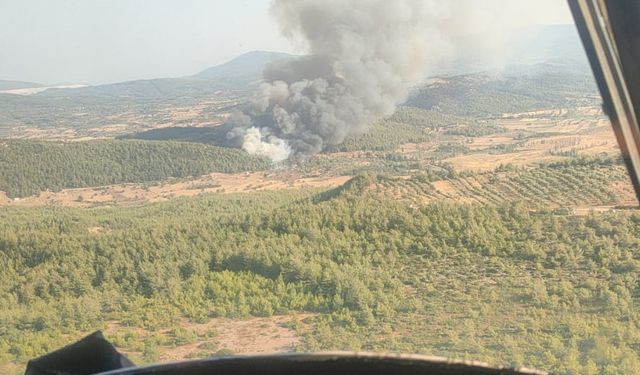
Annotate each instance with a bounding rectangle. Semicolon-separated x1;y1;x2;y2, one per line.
0;181;638;374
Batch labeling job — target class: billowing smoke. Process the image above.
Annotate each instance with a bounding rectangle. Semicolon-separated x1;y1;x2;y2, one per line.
227;0;450;161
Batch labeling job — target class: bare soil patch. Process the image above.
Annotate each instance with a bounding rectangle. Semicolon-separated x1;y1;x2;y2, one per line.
170;315;313;359
103;314;316;363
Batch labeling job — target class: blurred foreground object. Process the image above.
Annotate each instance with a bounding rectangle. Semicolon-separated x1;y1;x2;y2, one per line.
25;333;546;375
569;0;640;202
25;331;134;375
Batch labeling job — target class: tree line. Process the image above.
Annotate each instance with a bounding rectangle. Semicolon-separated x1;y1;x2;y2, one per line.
0;139;270;198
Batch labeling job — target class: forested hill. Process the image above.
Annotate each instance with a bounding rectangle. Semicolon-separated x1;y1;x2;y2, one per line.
0;140;270;198
407;63;598;116
0;187;638;373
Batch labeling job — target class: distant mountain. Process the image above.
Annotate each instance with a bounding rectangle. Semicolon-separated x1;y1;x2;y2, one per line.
432;24;590;77
513;24;588;66
39;51;295;100
40;76;214;100
192;51;294;81
0;80;42;91
14;24;587;100
407;61;598;116
403;24;599;116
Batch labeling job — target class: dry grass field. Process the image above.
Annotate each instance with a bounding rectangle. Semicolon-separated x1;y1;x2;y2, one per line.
0;172;351;208
444;106;619;171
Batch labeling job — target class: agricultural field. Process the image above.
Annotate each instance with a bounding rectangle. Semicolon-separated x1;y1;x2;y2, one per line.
368;159;636;208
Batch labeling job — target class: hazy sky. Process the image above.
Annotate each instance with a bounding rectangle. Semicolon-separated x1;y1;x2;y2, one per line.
0;0;573;85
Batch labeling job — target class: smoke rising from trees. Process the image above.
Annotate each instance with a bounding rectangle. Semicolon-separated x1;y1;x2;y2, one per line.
227;0;450;161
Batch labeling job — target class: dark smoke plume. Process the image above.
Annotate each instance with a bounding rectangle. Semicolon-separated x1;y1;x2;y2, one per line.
227;0;449;161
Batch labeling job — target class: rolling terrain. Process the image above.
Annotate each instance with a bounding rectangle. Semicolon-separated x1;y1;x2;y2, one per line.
0;51;294;140
1;185;639;374
1;26;639;375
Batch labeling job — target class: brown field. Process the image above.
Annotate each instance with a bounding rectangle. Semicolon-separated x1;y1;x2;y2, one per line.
7;126;104;141
395;141;437;154
3;94;243;140
465;136;514;151
0;363;22;375
88;124;136;134
444;107;619;171
443;150;560;171
0;172;351;208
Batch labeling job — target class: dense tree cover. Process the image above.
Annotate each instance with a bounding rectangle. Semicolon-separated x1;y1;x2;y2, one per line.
0;139;270;198
327;107;470;153
0;180;638;374
386;107;466;129
120;124;235;147
326;121;433;153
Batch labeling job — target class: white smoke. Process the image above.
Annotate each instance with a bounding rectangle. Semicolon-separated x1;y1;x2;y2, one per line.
241;127;291;162
228;0;452;161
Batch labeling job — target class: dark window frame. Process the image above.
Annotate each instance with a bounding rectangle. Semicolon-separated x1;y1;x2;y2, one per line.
569;0;640;202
